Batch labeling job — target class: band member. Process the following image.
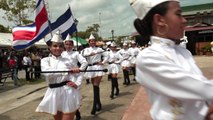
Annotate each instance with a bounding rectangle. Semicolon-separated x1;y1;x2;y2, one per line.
62;34;88;120
105;42;113;81
128;41;140;81
82;33;108;115
118;42;131;85
130;0;213;119
62;34;88;75
107;42;122;99
36;31;82;120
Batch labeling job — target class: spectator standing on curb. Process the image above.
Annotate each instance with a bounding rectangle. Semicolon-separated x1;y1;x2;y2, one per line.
8;52;21;86
130;0;213;119
22;52;32;81
31;51;42;79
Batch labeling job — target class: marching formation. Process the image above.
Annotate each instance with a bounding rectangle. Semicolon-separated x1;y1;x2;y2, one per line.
35;30;143;120
2;0;212;120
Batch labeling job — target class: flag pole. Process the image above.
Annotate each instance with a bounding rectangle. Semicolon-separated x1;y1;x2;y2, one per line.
43;0;53;38
74;19;79;51
68;4;79;51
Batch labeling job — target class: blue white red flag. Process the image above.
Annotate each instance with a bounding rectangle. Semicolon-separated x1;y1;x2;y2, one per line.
12;0;49;50
44;7;77;42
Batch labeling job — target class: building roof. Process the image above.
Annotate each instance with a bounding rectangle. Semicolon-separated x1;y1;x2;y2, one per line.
182;3;213;15
185;23;213;32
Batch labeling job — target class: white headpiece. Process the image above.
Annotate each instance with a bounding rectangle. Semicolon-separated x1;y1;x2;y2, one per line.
64;34;73;42
106;41;112;46
123;42;128;46
89;34;95;40
129;0;179;20
51;30;63;43
111;41;117;47
131;41;136;44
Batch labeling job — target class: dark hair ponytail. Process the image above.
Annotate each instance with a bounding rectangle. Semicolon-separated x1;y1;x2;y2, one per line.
133;1;170;44
134;18;152;44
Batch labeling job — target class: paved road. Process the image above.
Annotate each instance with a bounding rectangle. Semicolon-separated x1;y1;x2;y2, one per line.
0;71;140;120
0;56;213;120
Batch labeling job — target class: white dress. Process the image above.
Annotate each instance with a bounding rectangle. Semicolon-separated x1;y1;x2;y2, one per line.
128;47;140;65
118;48;131;67
136;36;213;120
82;47;108;78
107;50;122;74
61;50;88;71
36;55;82;115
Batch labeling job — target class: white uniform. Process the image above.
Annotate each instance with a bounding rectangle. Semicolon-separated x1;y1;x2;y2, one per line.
128;46;140;65
118;48;131;67
83;47;107;78
136;36;213;120
107;50;122;74
62;50;88;71
36;55;82;115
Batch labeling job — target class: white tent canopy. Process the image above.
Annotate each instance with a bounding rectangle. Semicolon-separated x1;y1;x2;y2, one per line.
0;33;13;47
35;38;47;48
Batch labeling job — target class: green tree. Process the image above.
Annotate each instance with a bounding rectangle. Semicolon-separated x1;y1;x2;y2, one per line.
86;24;102;40
0;24;10;33
0;0;35;25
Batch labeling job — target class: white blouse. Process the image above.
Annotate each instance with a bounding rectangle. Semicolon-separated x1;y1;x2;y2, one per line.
36;55;81;115
62;50;88;71
136;36;213;120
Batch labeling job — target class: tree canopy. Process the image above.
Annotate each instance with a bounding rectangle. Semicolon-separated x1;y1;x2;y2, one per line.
73;23;102;40
0;24;10;33
0;0;35;26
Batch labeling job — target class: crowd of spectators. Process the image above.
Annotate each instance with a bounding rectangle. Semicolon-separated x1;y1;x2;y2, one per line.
0;48;48;86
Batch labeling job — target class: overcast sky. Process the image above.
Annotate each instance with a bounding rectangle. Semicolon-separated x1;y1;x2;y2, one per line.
0;0;213;38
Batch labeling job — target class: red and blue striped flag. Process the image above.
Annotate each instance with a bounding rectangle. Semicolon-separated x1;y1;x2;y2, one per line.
12;0;49;50
45;7;77;42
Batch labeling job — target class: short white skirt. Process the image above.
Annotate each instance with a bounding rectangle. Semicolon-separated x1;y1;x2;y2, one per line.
84;65;105;79
130;57;136;65
121;60;131;67
36;85;81;115
108;63;120;74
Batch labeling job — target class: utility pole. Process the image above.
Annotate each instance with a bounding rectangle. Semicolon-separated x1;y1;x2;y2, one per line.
99;12;102;39
111;29;114;41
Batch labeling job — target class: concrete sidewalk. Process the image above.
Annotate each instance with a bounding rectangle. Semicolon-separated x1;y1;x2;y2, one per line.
0;81;47;114
0;70;141;120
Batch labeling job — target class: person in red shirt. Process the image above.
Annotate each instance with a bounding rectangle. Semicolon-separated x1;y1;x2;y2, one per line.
9;53;20;86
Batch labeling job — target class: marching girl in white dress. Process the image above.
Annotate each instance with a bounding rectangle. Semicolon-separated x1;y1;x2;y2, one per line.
82;34;108;115
61;34;88;120
107;42;122;99
118;42;131;85
36;31;81;120
128;41;141;81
